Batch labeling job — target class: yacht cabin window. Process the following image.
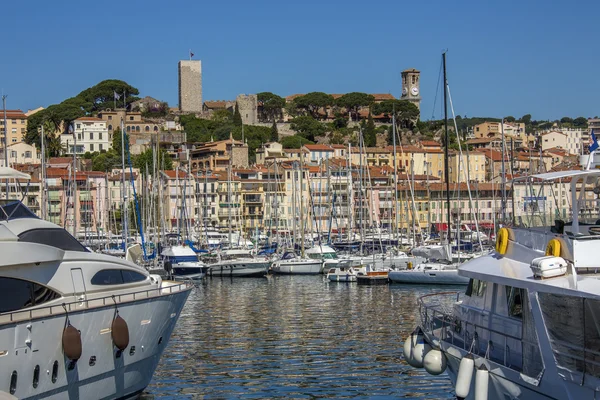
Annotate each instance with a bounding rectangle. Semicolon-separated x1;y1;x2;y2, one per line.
0;277;61;313
91;269;147;286
465;279;487;297
506;286;524;319
18;228;88;252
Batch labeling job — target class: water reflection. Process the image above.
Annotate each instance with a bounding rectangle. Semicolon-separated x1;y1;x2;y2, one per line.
146;276;455;399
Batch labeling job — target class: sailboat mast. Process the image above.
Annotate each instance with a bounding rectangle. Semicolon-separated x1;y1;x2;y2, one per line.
121;118;128;248
41;124;47;220
443;52;451;245
392;113;399;242
299;151;305;258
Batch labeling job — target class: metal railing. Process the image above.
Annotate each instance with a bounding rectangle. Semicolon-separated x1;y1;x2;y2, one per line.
0;281;193;325
418;292;541;377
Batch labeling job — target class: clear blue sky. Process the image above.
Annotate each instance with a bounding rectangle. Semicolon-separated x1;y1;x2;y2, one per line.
1;0;598;121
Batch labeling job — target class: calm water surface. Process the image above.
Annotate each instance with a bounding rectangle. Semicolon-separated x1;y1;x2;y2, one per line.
145;276;455;399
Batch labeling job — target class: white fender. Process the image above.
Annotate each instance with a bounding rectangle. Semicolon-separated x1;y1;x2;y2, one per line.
455;353;475;399
423;348;447;375
403;330;430;368
475;364;489;400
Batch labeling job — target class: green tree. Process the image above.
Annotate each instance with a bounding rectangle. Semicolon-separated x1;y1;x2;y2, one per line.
329;131;345;145
504;116;516;123
293;92;334;120
257;92;285;122
270;120;279;142
520;114;532;124
25;79;139;145
112;127;129;156
574;117;588;128
134;148;173;172
363;113;376;147
281;135;314;149
560;117;573;124
372;100;420;134
290;115;327;142
233;102;243;126
335;92;375;121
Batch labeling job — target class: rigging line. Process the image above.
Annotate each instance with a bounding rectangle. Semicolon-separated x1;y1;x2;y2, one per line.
431;57;443;121
446;83;484;252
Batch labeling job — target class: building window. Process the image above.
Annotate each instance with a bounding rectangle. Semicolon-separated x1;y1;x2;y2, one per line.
10;151;16;158
145;126;150;132
76;124;81;129
136;126;140;132
99;144;103;151
154;126;158;131
108;125;112;131
90;144;94;152
89;132;94;140
99;132;102;140
126;126;131;132
129;116;134;121
11;119;17;124
24;151;31;158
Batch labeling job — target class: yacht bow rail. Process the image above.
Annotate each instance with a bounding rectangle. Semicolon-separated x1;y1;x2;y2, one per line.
0;281;193;325
418;292;542;379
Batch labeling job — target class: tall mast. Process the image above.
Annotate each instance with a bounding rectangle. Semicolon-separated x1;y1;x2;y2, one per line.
2;95;8;199
443;52;451;246
121;118;128;248
392;112;399;242
501;119;507;222
299;151;305;258
41;124;47;219
73;126;78;236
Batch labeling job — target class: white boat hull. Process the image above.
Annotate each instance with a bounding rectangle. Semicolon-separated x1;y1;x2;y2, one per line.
388;269;469;285
0;283;191;400
271;260;323;275
207;260;269;277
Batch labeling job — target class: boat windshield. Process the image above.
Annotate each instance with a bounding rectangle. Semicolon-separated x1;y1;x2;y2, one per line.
0;200;39;221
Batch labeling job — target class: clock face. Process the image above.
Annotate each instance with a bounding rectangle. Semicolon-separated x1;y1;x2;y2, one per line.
402;87;408;96
411;87;419;96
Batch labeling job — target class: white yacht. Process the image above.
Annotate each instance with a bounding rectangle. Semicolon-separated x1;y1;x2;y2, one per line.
270;250;323;275
0;169;192;399
403;170;600;400
207;248;270;277
389;245;469;285
162;244;209;280
326;260;360;282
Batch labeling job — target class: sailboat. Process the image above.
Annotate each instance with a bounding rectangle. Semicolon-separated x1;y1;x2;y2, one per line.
388;52;468;285
270;157;323;275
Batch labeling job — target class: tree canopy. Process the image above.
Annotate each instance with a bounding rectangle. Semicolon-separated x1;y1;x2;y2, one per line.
293;92;334;120
335;92;374;121
290;115;328;142
25;79;140;146
363;113;376;147
257;92;285;122
281;135;314;149
372;100;420;131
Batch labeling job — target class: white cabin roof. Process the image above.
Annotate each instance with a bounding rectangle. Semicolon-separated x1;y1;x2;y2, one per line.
512;170;600;182
0;167;30;180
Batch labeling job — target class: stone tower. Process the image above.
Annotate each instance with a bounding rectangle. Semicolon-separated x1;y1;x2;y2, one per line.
178;60;202;113
400;68;421;110
236;94;258;125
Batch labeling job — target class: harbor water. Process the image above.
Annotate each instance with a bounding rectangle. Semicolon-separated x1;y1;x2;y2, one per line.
145;276;456;399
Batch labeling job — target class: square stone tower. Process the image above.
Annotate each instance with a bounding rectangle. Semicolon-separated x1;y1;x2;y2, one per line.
400;68;421;110
178;60;202;113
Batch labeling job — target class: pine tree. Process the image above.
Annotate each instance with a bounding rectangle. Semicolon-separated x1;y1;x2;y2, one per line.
364;113;376;147
270;120;279;142
233;102;243;126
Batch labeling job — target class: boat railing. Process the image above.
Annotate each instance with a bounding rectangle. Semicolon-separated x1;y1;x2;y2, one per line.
418;292;542;379
0;280;194;325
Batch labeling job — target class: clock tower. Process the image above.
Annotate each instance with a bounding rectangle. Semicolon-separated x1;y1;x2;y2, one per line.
401;68;421;110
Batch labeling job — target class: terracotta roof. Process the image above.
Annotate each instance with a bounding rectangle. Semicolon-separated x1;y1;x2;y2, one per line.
331;144;346;149
162;170;190;179
466;138;501;144
303;144;333;151
420;140;440;147
545;147;574;156
75;117;103;122
2;110;27;119
48;157;73;165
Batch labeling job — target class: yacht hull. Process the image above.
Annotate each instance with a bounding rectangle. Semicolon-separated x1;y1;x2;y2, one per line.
0;285;191;400
271;261;322;275
207;261;269;277
388;270;469;285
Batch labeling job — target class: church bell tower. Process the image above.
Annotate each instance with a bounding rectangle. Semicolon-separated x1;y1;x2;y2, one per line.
401;68;421;110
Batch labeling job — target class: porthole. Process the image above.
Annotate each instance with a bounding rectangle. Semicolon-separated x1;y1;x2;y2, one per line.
33;365;39;388
129;346;136;356
51;361;58;383
158;337;163;345
89;356;96;366
9;371;17;394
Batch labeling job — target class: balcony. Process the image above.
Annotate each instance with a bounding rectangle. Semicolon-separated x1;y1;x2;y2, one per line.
244;196;262;203
218;210;242;217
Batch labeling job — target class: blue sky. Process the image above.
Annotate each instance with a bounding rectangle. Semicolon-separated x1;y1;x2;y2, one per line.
1;0;598;120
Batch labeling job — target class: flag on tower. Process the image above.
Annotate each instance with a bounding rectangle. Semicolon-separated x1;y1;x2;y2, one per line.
590;129;599;152
190;50;194;59
113;91;121;100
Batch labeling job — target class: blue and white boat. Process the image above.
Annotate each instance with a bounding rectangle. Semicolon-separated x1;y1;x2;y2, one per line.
162;245;209;280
